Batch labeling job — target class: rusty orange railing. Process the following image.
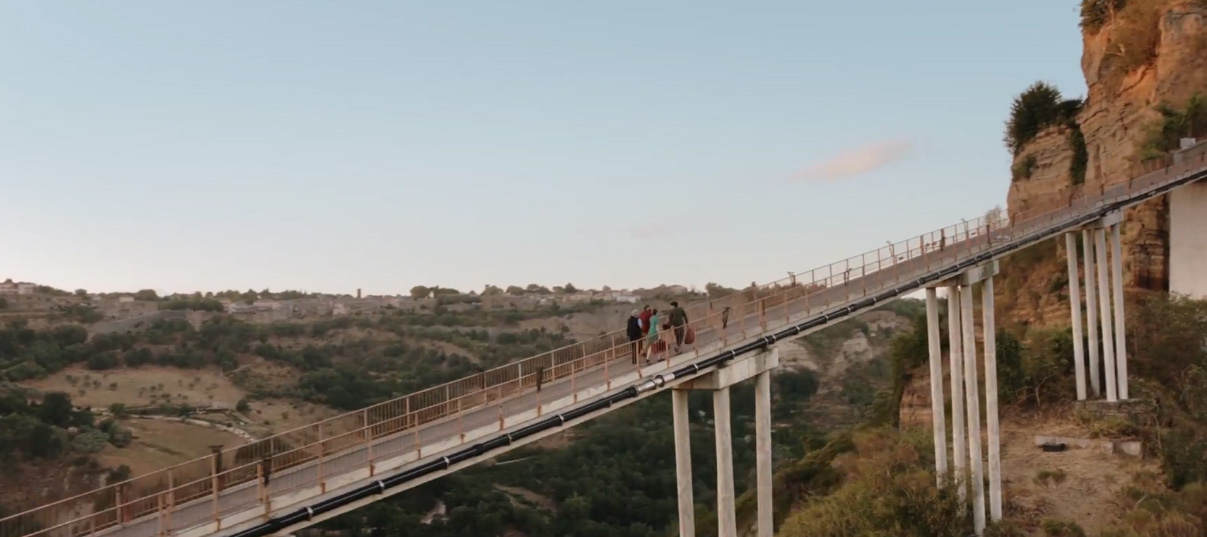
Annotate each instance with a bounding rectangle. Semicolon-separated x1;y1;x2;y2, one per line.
2;145;1205;537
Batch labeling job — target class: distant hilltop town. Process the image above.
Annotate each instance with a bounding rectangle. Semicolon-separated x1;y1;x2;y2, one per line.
0;278;707;330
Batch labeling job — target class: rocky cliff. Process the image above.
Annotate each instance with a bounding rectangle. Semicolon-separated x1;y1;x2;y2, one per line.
1002;0;1207;324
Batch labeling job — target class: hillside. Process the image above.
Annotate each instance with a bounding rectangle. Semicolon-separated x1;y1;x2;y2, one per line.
0;283;657;514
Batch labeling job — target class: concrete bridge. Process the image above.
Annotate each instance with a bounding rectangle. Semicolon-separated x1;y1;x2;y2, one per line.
3;141;1207;537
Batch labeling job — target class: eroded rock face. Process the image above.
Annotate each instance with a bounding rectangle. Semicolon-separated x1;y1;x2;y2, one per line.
1006;0;1207;302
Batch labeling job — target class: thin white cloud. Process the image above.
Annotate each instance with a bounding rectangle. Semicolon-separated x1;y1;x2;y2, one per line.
792;139;914;182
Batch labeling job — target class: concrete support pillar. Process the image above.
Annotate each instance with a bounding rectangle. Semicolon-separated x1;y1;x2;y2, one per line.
1065;233;1087;400
1095;229;1119;402
754;371;773;537
924;288;948;484
1110;224;1129;400
946;286;966;502
671;389;695;537
714;387;737;537
960;286;986;534
982;279;1002;522
1083;230;1101;396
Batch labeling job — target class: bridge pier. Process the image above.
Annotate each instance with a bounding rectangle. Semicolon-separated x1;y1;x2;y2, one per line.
1074;212;1128;402
672;347;779;537
926;261;1001;536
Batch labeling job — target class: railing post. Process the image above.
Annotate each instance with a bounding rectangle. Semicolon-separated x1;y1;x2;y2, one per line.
317;422;326;494
255;463;265;520
166;469;175;536
457;397;465;443
209;447;220;530
759;298;767;331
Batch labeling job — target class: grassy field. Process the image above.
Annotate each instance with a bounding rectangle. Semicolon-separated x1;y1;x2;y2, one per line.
26;366;247;410
97;419;247;477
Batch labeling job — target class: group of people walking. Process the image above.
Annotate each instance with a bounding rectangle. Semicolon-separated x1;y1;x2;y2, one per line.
626;301;691;364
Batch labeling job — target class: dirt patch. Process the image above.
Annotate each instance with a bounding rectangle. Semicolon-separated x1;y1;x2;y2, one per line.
229;358;303;394
25;366;246;410
97;419;246;477
1000;412;1158;535
495;485;557;512
236;398;338;436
418;340;480;364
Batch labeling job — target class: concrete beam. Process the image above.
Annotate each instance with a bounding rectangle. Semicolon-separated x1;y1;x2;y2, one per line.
1065;233;1087;401
1083;230;1101;396
714;387;738;537
672;389;694;537
1095;228;1119;402
924;288;948;484
947;287;967;503
960;286;986;534
754;371;773;537
677;348;779;391
925;260;999;289
1082;210;1123;230
1110;224;1129;400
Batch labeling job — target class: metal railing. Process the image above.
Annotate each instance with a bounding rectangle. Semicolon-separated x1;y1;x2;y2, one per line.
2;147;1205;537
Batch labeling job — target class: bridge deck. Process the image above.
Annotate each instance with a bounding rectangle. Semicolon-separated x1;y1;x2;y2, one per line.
4;145;1206;537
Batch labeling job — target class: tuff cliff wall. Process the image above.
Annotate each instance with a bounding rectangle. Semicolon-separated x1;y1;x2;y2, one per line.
1002;0;1207;325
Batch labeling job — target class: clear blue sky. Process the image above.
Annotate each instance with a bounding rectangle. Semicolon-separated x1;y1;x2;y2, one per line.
0;1;1087;295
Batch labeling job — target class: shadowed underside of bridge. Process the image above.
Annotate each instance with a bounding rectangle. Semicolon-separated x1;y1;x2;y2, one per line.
4;146;1207;537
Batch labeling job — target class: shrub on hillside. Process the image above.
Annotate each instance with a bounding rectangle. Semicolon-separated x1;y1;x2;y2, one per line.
1011;154;1038;182
71;429;109;454
1005;82;1082;154
776;428;972;537
1139;93;1207;161
1080;0;1127;31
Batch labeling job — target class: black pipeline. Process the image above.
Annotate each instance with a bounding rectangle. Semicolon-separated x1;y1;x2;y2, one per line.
226;165;1207;537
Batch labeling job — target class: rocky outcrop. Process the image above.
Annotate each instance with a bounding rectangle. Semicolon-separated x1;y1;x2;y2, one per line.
1005;0;1207;322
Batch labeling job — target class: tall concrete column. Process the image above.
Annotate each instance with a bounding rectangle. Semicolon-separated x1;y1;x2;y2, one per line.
946;286;966;501
1065;233;1087;400
754;370;773;537
671;389;695;537
1083;230;1101;396
714;387;738;537
1095;228;1119;402
1110;224;1129;400
982;279;1002;522
960;286;986;534
925;288;948;483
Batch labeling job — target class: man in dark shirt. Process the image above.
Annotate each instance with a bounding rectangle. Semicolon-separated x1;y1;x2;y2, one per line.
626;309;643;364
669;301;688;352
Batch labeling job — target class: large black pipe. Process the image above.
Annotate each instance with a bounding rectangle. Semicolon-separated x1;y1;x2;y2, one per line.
225;166;1207;537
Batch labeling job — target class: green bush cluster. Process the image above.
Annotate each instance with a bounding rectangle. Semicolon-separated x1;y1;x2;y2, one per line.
1004;82;1082;155
1139;93;1207;162
1012;154;1038;182
0;389;97;462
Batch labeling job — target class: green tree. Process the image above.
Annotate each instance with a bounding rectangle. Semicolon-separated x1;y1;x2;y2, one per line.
505;285;526;296
1004;82;1082;154
410;286;432;299
134;289;159;301
40;392;74;427
563;283;578;293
